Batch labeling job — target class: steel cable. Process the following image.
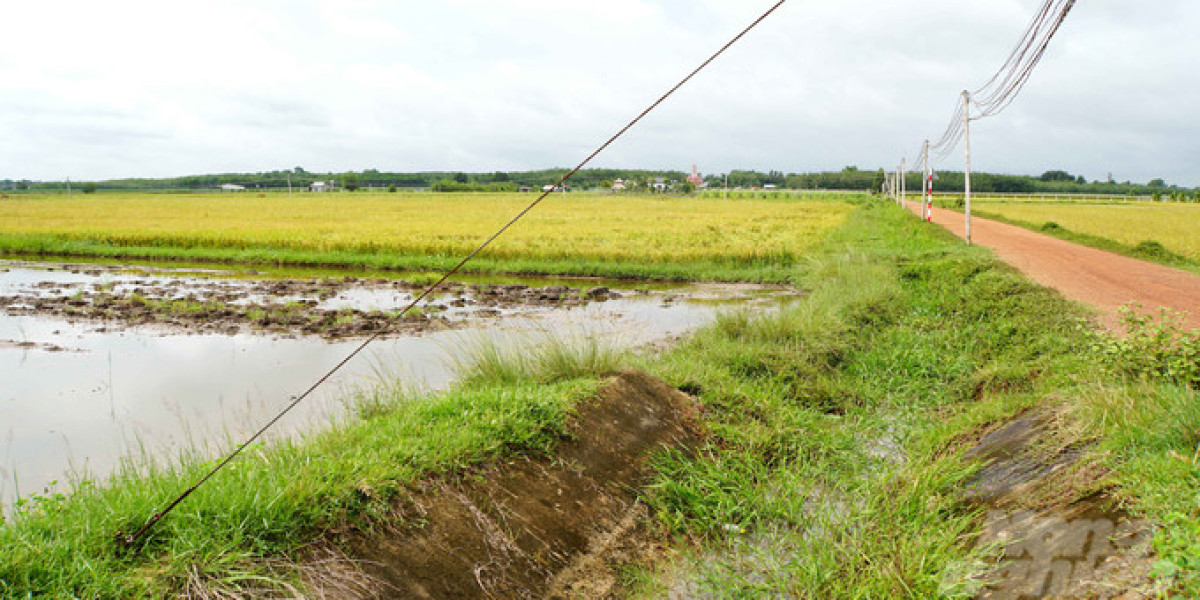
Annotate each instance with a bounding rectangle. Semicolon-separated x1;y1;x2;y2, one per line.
118;0;789;548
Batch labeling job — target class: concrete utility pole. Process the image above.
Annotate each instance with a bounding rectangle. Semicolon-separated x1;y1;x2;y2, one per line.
921;140;930;221
287;173;293;199
66;178;71;199
963;90;973;245
723;173;728;200
900;157;907;206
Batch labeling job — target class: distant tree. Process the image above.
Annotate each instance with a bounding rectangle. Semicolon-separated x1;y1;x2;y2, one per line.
82;182;97;194
842;165;860;173
1148;178;1167;188
1076;175;1086;184
342;172;360;191
490;171;510;183
387;184;397;193
293;166;307;174
678;180;696;195
1039;170;1075;182
453;172;469;184
15;181;29;190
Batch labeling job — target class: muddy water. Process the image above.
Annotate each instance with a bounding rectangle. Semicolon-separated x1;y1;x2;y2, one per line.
0;261;783;510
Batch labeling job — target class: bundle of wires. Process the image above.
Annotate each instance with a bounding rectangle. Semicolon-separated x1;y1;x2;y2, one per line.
928;0;1076;160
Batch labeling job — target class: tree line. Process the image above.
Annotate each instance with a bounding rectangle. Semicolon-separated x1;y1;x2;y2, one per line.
2;166;1193;197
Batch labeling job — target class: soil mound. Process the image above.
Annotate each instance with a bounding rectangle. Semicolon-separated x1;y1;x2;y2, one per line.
321;369;703;599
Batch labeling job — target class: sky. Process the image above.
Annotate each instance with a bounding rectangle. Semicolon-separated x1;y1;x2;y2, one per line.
1;0;1197;186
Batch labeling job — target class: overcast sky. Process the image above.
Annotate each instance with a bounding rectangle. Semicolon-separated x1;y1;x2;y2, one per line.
2;0;1196;185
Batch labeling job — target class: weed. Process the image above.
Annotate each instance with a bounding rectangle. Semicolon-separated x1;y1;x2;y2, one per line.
1093;305;1200;388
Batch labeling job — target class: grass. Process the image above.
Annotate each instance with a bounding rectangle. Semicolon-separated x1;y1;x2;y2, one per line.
971;201;1200;269
4;196;1200;597
0;192;853;282
0;335;622;598
627;200;1200;597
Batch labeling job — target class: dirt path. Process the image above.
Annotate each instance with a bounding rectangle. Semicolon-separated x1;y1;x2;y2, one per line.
903;200;1200;332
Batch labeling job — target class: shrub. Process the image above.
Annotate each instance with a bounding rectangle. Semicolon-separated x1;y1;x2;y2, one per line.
1094;305;1200;388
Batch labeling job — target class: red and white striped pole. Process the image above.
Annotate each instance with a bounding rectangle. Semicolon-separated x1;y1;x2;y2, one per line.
926;172;934;222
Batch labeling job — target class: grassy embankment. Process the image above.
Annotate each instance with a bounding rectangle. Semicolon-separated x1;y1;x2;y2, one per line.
946;198;1200;274
625;200;1200;596
2;196;1198;597
0;192;855;282
0;334;624;597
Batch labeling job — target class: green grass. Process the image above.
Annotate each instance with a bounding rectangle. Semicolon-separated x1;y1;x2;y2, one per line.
630;200;1199;597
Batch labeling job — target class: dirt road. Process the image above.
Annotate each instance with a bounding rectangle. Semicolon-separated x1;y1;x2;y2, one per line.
902;200;1200;332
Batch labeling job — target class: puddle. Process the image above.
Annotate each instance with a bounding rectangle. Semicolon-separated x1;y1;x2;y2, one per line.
0;260;785;511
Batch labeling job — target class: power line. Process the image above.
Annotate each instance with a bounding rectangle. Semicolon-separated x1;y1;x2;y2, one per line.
927;0;1076;159
117;0;789;549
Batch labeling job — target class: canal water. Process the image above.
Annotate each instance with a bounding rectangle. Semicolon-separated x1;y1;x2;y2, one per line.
0;261;776;509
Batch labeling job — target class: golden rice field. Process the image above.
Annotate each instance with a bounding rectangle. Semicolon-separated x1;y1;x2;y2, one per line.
976;202;1200;261
0;192;853;267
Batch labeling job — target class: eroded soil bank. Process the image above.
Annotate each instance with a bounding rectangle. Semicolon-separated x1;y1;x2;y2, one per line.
312;369;703;599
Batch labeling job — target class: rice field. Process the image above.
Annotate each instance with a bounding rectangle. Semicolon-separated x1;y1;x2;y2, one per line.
976;201;1200;261
0;193;853;275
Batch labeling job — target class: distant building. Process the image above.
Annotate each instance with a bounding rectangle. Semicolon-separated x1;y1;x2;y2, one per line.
519;186;533;193
309;181;331;193
652;177;667;193
687;165;704;187
220;183;246;192
611;179;627;192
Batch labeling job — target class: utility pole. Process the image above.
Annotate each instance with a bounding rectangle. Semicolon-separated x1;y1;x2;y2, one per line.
963;90;973;245
921;139;931;222
287;173;293;199
921;140;930;221
66;177;71;199
723;173;728;200
900;157;907;206
895;165;902;205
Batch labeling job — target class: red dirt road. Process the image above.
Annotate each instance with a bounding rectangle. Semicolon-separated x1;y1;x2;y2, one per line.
901;199;1200;332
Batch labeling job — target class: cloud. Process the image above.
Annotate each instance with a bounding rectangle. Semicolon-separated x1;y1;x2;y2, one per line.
1;0;1196;185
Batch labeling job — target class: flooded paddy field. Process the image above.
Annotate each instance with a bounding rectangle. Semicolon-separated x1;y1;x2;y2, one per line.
0;259;790;509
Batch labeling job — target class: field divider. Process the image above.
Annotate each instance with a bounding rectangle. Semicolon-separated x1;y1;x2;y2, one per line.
118;0;789;549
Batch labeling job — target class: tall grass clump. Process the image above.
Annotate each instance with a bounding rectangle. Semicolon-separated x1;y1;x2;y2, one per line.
449;329;624;385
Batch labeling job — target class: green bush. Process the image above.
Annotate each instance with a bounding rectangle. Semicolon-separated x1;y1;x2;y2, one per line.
1094;306;1200;388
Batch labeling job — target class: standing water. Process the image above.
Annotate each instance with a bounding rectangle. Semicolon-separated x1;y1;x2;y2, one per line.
0;260;785;510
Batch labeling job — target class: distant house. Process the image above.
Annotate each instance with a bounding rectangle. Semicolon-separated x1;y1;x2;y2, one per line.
519;186;533;193
652;178;667;193
220;183;245;192
686;164;704;187
309;181;331;193
611;179;627;192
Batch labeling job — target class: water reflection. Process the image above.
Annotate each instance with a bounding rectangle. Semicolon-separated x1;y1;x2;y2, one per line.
0;263;762;509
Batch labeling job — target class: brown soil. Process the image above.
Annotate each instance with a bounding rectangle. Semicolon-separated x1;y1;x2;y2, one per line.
904;200;1200;332
0;269;621;339
310;369;703;599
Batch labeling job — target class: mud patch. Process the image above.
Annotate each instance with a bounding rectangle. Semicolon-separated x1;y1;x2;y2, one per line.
0;266;624;339
964;412;1159;599
314;369;703;599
